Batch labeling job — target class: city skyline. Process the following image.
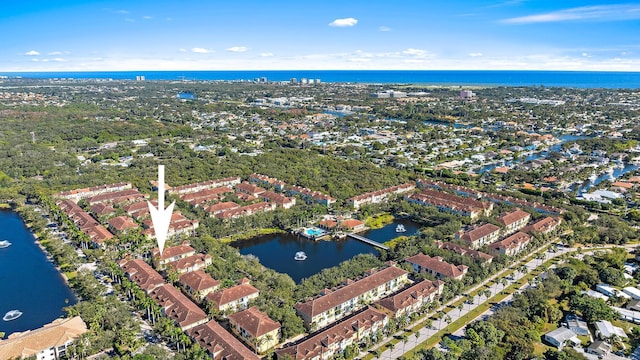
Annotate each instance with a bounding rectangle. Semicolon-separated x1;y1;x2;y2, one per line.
2;0;640;72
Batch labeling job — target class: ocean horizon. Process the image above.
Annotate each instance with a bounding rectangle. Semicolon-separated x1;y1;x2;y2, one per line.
2;70;640;89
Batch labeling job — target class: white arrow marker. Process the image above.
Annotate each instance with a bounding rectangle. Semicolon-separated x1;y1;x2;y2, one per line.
148;165;175;257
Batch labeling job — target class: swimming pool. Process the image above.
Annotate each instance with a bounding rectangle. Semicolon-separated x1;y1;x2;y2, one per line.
305;227;326;237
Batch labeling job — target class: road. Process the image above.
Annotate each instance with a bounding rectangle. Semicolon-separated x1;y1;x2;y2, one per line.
366;244;585;359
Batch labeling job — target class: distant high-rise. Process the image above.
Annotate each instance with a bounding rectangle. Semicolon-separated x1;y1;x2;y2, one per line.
316;79;321;84
290;78;297;84
136;75;145;81
300;78;308;84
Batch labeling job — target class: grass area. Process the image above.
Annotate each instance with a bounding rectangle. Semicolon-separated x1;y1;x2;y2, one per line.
365;213;395;229
220;228;285;243
65;271;78;280
0;203;11;209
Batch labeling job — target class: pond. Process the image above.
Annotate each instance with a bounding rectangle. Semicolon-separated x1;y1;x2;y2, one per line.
232;218;420;283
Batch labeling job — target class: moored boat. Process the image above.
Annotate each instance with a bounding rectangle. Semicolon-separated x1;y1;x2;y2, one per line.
294;251;307;261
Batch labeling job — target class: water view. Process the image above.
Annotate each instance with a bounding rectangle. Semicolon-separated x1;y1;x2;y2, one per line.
232;219;420;283
0;210;76;338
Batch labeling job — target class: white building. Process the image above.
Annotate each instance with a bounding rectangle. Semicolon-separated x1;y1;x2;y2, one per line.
0;316;88;360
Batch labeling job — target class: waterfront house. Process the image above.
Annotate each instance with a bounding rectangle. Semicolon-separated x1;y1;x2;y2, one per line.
214;202;276;220
346;183;415;209
228;306;281;354
0;316;88;360
405;253;468;280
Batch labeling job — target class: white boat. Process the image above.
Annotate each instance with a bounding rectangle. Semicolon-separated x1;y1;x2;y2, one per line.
396;224;406;233
294;251;307;261
3;310;22;321
0;240;11;248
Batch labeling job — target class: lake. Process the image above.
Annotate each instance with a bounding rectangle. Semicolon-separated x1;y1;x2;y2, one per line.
232;219;420;283
0;210;76;338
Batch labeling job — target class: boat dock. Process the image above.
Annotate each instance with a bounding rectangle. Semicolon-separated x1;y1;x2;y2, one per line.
346;233;389;250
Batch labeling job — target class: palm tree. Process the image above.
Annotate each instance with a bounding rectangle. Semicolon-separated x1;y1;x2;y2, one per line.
414;331;420;346
387;342;395;359
401;334;409;354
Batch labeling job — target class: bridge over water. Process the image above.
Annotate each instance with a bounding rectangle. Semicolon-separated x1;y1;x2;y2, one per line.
347;233;389;250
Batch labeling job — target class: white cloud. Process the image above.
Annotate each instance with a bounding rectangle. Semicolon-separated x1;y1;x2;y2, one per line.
24;50;40;56
469;52;484;57
179;48;187;52
191;47;210;54
582;52;591;57
379;26;391;32
403;48;429;57
116;9;129;14
502;4;640;24
52;58;66;62
48;51;64;55
143;16;152;20
260;53;273;57
329;18;358;27
227;46;248;52
31;58;39;62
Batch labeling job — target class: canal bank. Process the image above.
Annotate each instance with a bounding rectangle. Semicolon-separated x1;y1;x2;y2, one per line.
0;210;76;338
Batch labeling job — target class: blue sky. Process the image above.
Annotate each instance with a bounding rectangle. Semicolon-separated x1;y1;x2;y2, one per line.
2;0;640;71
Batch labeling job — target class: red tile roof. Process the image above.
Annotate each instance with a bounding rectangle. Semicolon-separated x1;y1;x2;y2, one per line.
459;223;501;243
497;209;531;227
228;306;281;338
188;320;260;360
207;283;260;309
295;266;408;318
119;259;164;293
405;253;468;279
179;270;220;292
152;243;196;262
167;253;212;273
522;216;562;234
107;215;139;232
149;284;208;330
434;241;493;262
377;279;444;314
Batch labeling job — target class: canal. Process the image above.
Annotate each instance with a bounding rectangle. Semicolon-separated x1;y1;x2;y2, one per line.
232;218;420;283
0;210;76;338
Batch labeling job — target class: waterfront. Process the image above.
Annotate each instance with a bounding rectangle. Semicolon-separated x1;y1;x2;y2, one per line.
232;219;420;283
0;210;76;338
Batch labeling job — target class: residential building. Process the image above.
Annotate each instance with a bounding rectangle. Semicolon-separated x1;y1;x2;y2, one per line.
487;232;532;256
179;270;220;302
248;173;287;191
543;327;580;349
522;216;562;235
405;253;469;280
406;188;492;219
84;224;114;248
623;287;640;300
594;320;628;340
143;212;199;240
152;243;196;268
168;177;241;195
180;187;232;207
214;202;276;220
276;307;388;360
346;183;415;209
288;185;336;206
119;259;165;293
456;223;501;249
86;188;146;205
260;190;296;209
587;340;612;358
235;181;267;197
107;215;139;234
564;314;589;336
55;182;132;202
188;320;260;360
206;201;240;216
148;284;209;331
0;316;88;360
497;209;531;236
376;279;444;318
207;278;260;314
166;253;212;274
228;306;281;354
295;265;408;330
340;218;366;233
433;241;493;264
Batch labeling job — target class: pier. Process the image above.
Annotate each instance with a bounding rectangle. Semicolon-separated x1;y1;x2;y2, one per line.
347;233;389;250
